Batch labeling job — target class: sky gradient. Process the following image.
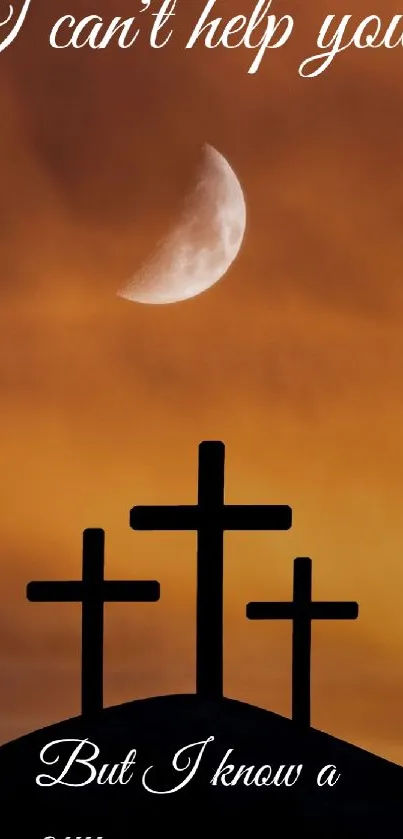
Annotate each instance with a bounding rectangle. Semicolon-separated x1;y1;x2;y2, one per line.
1;0;403;763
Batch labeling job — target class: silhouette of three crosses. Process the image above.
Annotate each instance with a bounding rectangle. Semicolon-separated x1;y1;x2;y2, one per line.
27;442;359;729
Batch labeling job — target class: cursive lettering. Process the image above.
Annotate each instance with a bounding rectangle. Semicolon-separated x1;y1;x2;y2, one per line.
300;13;403;77
0;0;31;52
142;736;214;794
36;739;136;787
185;0;294;74
210;750;303;786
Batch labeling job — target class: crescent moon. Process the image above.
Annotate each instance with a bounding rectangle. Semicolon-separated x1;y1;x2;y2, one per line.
118;144;246;305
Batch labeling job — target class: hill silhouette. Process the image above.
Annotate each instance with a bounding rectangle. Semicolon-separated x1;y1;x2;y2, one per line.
0;693;401;837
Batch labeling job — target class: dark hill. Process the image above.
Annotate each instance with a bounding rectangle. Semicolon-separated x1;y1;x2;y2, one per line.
0;694;401;837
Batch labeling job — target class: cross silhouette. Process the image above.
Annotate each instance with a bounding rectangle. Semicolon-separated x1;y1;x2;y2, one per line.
246;557;359;728
130;441;292;699
26;528;160;718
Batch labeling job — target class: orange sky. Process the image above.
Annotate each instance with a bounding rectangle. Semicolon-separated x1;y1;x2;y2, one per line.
1;0;403;764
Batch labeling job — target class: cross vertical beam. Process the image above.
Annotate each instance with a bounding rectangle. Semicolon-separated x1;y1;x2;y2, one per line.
292;556;312;728
81;528;104;717
196;441;224;698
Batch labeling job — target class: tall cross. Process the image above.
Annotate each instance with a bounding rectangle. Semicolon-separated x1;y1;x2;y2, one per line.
26;528;160;718
130;441;292;700
246;557;359;728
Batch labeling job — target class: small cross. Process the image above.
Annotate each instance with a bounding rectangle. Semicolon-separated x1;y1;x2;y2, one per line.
26;528;160;718
246;557;359;728
130;441;292;700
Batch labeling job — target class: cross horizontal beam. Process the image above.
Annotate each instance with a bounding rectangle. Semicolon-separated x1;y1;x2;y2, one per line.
27;580;160;603
247;602;359;620
130;504;292;531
